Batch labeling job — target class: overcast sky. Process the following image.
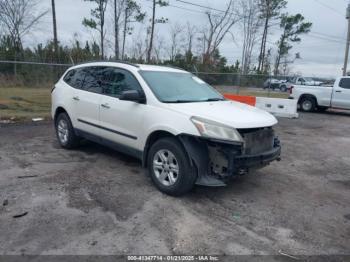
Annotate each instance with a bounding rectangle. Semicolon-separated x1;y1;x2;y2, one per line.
28;0;349;77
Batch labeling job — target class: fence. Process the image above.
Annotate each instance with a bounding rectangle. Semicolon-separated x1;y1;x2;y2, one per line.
0;60;336;120
1;60;332;94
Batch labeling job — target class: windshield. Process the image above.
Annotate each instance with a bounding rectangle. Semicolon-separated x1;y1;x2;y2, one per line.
140;71;224;103
304;77;314;81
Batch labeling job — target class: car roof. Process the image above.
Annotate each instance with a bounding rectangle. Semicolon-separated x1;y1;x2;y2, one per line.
69;61;188;73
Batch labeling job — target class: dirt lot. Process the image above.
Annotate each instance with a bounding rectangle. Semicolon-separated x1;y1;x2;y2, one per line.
0;111;349;257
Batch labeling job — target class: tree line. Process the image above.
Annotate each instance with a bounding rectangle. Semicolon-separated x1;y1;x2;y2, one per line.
0;0;312;80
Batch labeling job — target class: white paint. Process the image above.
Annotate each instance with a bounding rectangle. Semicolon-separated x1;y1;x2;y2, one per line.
52;62;278;153
256;97;299;119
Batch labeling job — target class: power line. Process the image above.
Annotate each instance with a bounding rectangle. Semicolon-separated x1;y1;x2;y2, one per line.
311;31;346;41
144;0;226;18
174;0;239;18
168;1;347;43
167;2;211;15
175;0;228;13
306;33;346;44
312;31;347;41
313;0;344;17
309;32;346;42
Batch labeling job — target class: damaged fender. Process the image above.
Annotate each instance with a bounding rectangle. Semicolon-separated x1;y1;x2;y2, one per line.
178;135;226;187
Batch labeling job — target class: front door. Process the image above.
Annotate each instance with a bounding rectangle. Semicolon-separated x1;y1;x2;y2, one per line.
98;67;146;149
332;78;350;109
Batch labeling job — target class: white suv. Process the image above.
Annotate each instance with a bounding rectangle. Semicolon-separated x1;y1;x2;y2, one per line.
52;62;281;196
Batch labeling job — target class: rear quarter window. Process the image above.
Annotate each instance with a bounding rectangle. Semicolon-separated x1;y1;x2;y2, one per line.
63;68;85;89
63;70;76;86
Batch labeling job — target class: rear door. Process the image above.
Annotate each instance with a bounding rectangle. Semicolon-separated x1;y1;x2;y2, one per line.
71;67;102;136
331;78;350;109
99;67;146;150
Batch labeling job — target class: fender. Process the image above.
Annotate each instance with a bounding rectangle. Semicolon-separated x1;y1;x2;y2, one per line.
178;134;226;187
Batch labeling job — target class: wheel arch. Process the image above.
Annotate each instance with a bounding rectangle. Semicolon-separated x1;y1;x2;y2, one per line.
54;107;68;123
142;130;178;167
298;93;318;105
142;132;225;187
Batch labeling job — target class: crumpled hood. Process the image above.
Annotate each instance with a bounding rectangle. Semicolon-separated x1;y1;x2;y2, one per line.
165;100;278;129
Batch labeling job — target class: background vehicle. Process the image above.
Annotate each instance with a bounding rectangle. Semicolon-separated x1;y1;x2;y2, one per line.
52;62;281;196
263;78;288;91
281;76;324;93
289;76;350;112
293;77;323;86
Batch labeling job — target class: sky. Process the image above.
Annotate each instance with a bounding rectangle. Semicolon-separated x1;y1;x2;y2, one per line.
25;0;349;77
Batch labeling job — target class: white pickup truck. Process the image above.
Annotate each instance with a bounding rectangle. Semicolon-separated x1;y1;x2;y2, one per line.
289;76;350;112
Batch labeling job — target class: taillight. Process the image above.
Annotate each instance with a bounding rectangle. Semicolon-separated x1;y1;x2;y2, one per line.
289;86;294;94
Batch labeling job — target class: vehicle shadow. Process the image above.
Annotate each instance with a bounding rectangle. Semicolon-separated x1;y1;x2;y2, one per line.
322;109;350;117
60;139;267;198
76;139;141;166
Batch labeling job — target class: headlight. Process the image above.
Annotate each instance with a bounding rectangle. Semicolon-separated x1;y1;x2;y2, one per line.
191;116;243;143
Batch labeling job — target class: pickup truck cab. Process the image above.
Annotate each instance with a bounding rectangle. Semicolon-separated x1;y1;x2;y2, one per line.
52;62;281;196
289;76;350;112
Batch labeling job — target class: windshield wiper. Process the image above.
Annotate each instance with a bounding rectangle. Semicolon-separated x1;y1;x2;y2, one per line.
162;100;199;103
203;98;225;102
162;98;225;103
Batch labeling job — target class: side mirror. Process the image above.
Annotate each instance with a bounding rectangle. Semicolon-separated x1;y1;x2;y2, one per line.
119;90;145;103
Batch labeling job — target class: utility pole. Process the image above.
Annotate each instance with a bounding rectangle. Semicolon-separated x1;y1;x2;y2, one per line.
147;0;156;63
343;3;350;76
51;0;59;62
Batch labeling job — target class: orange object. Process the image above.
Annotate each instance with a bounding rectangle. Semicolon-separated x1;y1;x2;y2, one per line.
224;94;256;106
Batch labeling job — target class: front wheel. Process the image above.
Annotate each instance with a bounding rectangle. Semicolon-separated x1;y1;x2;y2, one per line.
147;137;197;196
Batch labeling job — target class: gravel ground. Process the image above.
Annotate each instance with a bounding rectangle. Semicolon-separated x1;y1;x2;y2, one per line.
0;111;349;258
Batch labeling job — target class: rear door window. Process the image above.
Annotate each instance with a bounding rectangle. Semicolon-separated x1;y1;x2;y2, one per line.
339;78;350;89
81;67;103;94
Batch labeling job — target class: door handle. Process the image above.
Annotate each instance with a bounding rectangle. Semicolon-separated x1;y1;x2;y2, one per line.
335;91;342;93
101;103;110;109
73;96;80;101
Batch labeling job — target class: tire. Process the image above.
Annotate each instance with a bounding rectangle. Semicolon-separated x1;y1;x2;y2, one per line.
55;112;80;149
147;137;197;196
300;97;316;112
280;85;287;92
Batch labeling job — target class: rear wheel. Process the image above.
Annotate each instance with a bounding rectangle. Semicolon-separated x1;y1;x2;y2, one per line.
55;113;80;149
300;97;316;112
280;85;287;92
147;137;197;196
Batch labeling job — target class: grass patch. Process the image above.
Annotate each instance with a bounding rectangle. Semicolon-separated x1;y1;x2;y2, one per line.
236;90;289;99
0;86;289;122
0;87;51;121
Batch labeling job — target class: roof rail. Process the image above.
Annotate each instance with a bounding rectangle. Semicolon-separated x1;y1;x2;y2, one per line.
164;64;185;71
75;60;140;68
112;60;140;68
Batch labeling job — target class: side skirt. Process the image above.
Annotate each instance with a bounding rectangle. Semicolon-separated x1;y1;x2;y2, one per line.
75;129;143;160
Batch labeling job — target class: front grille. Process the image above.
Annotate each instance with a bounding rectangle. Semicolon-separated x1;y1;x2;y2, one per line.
239;128;274;155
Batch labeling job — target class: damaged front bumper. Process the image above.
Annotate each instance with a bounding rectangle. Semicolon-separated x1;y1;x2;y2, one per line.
179;128;281;187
